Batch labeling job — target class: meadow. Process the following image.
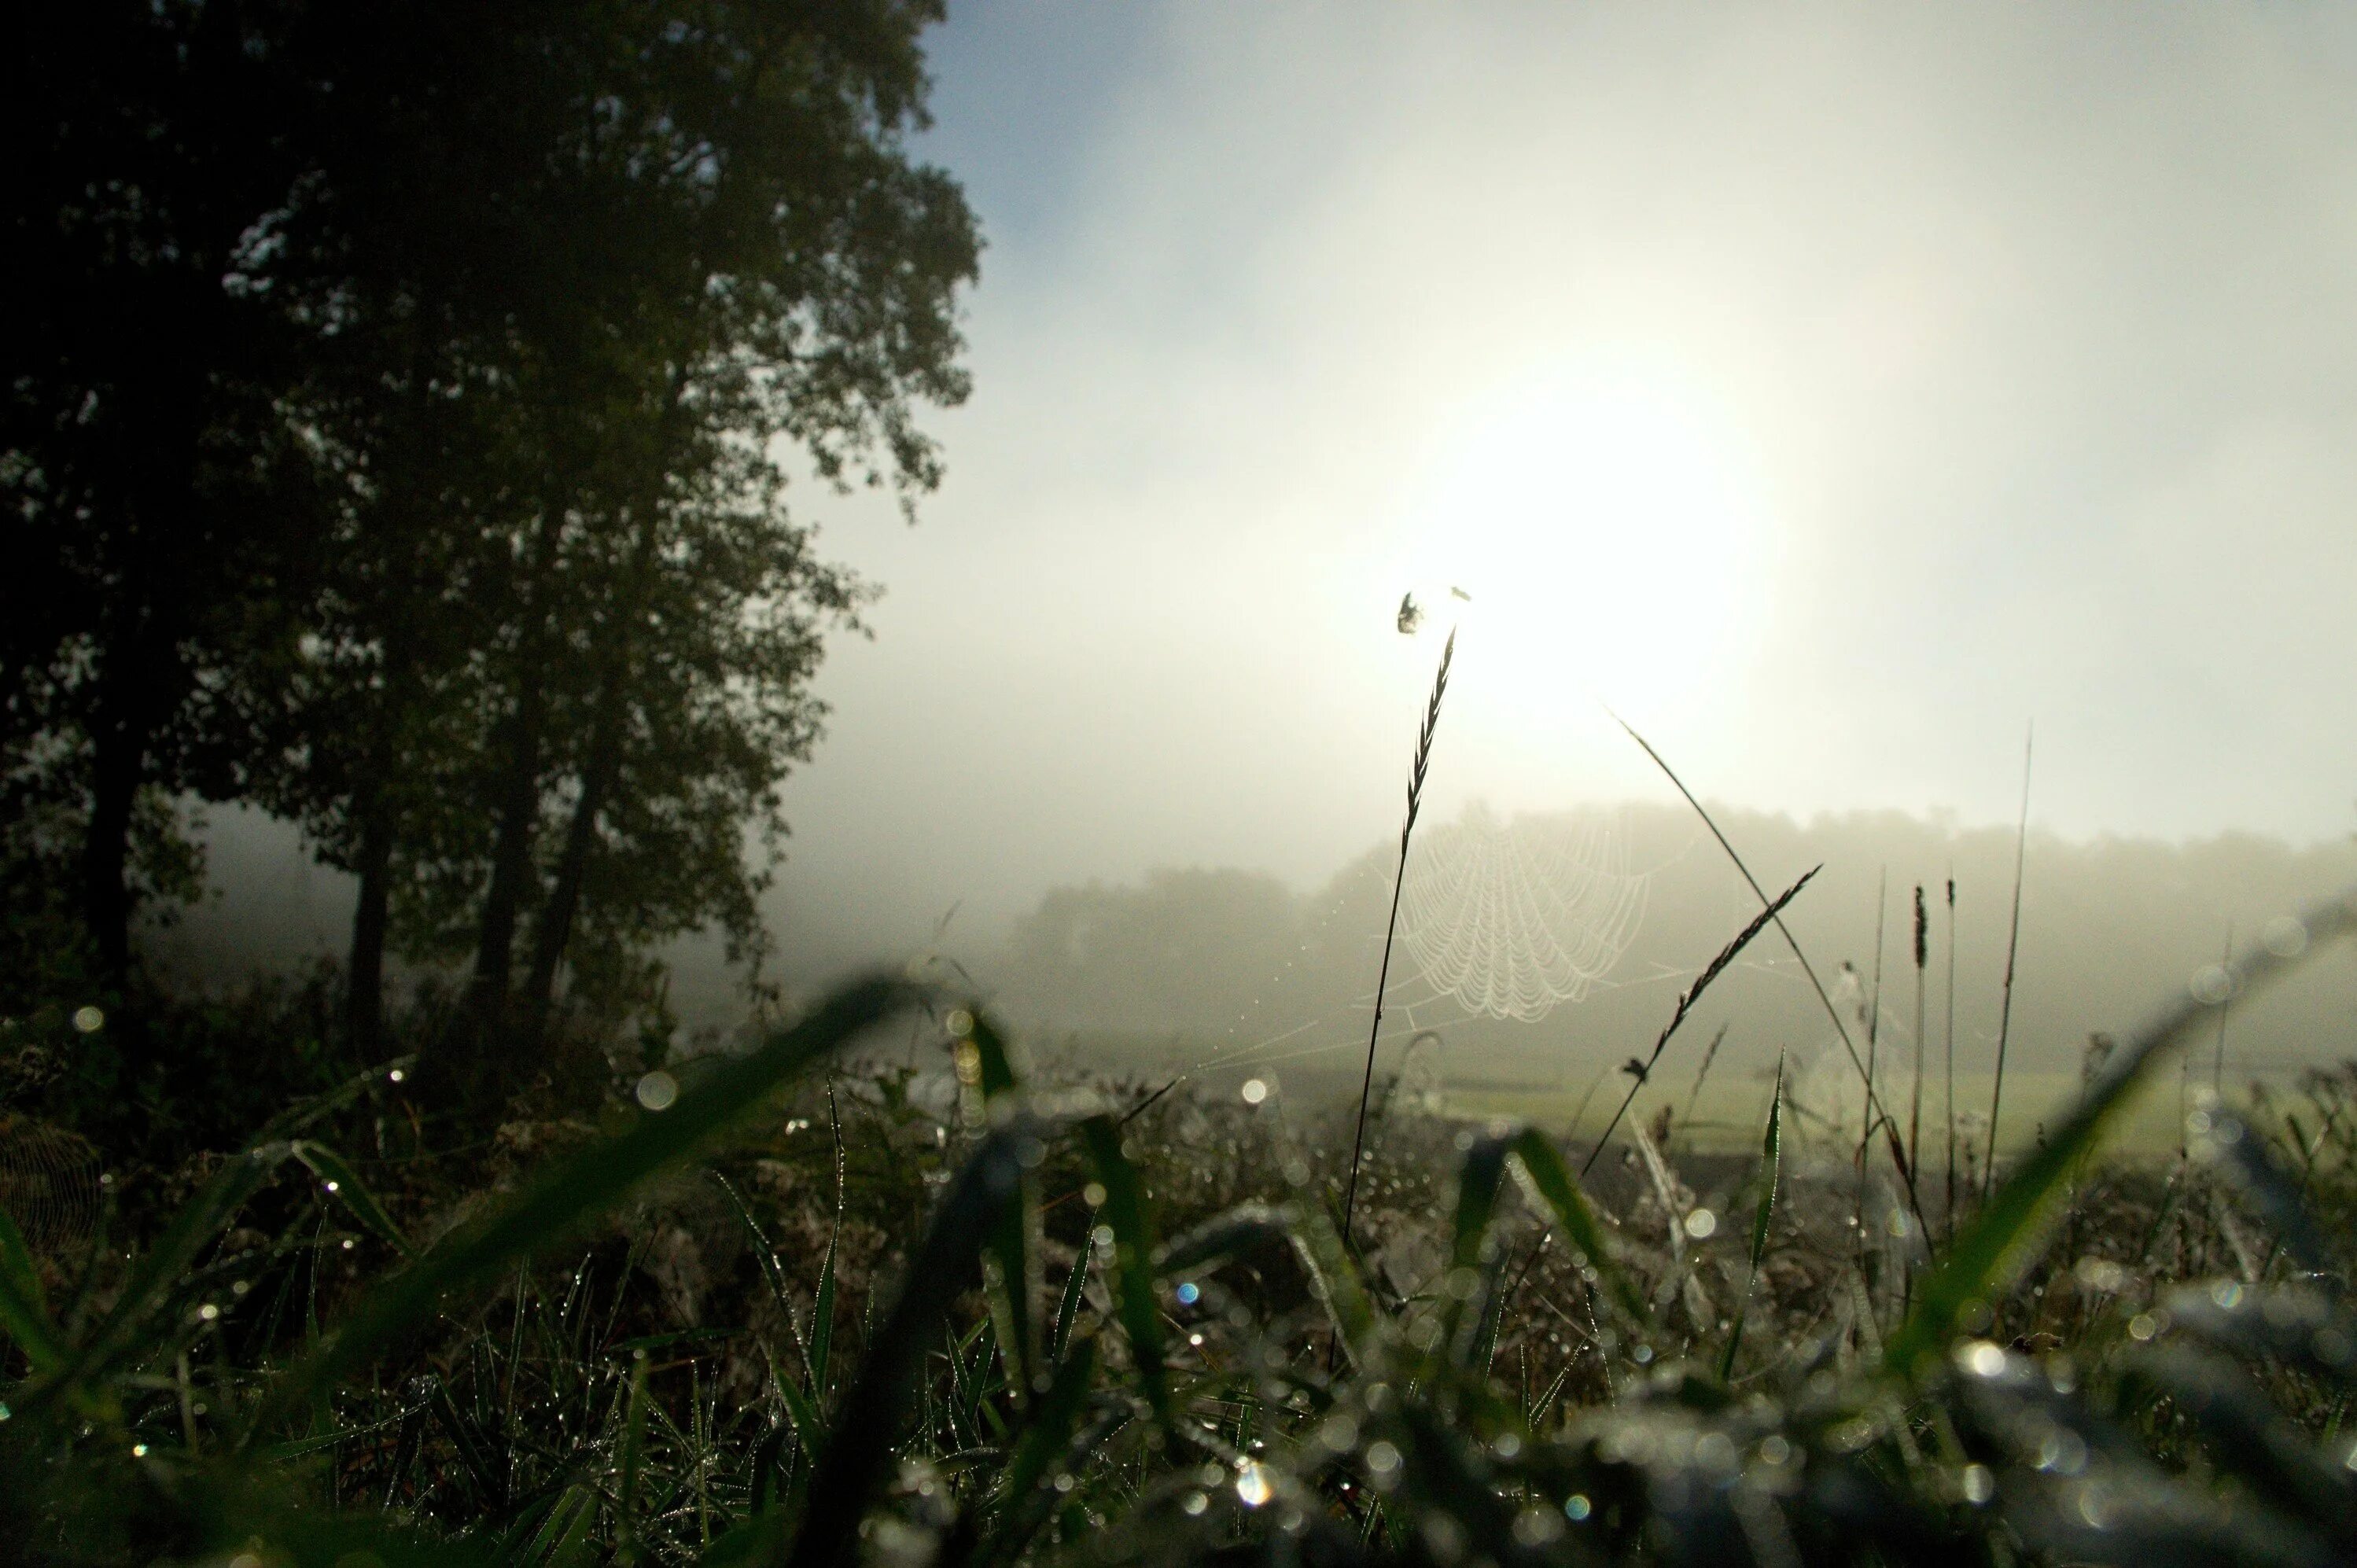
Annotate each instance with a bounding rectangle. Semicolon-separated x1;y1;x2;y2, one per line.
3;874;2355;1567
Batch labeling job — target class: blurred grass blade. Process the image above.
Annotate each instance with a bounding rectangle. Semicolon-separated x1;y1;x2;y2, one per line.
1449;1136;1511;1275
1446;1136;1512;1367
1887;883;2356;1375
2125;1342;2357;1537
785;1118;1037;1568
1504;1128;1648;1326
1078;1114;1168;1423
1156;1205;1294;1272
1719;1055;1784;1382
293;1140;417;1260
983;1167;1042;1408
2199;1102;2332;1275
1285;1194;1378;1362
0;1202;68;1375
260;974;923;1430
970;1338;1099;1568
967;1012;1022;1105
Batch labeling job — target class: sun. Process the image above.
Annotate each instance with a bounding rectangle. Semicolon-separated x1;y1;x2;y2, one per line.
1394;367;1773;731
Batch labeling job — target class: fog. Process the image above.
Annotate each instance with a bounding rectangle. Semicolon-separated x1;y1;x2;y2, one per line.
161;3;2357;1085
761;0;2357;930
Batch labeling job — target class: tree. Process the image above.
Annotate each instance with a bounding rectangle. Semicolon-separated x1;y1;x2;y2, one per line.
5;1;979;1089
3;3;325;985
263;0;979;1073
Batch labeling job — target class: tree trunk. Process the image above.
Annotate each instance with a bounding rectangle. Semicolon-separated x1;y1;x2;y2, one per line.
517;697;621;1053
517;500;661;1055
80;705;142;981
466;683;545;1036
347;801;392;1057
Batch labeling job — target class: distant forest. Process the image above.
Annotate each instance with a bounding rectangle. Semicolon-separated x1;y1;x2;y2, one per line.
984;804;2357;1092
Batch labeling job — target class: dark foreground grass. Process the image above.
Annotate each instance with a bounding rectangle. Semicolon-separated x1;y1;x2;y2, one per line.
3;884;2357;1567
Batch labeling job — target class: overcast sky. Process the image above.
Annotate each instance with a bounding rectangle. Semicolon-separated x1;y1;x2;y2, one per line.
742;6;2357;956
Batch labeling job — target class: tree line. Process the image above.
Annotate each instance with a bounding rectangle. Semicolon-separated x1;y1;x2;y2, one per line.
2;1;978;1087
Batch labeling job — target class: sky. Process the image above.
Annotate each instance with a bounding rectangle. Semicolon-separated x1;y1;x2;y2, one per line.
179;3;2357;992
744;2;2357;965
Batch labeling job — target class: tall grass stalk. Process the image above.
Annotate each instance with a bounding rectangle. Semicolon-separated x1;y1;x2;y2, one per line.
1910;885;1928;1183
1944;873;1957;1237
2212;921;2234;1093
1679;1021;1732;1136
1340;626;1453;1251
1611;711;1932;1236
1582;865;1817;1176
1853;870;1887;1256
1984;724;2033;1202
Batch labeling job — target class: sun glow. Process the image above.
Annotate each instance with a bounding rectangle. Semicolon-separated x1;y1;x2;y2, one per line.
1394;370;1773;731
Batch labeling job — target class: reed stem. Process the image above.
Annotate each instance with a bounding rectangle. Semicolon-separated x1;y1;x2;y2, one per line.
1984;726;2033;1202
1339;628;1453;1253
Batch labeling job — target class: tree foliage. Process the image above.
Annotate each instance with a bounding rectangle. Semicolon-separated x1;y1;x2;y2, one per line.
1;0;979;1080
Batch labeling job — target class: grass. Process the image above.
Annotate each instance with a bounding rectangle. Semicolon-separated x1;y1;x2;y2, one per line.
1446;1069;2196;1155
3;668;2354;1566
1;877;2353;1566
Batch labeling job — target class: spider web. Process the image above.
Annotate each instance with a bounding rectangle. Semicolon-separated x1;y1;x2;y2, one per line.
1394;806;1648;1022
0;1114;101;1256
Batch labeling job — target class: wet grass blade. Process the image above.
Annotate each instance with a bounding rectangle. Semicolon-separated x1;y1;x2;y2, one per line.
1048;1207;1096;1368
983;1169;1041;1410
812;1088;846;1402
292;1140;417;1260
1504;1128;1648;1327
1718;1055;1784;1382
30;1137;296;1414
1887;883;2356;1375
1446;1136;1512;1367
259;974;923;1430
785;1118;1039;1568
0;1203;68;1375
969;1338;1101;1568
1079;1114;1167;1423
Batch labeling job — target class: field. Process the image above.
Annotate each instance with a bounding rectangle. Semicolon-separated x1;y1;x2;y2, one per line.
5;894;2357;1567
1447;1070;2198;1156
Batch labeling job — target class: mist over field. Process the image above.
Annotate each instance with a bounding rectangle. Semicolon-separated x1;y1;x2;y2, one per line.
13;6;2357;1562
167;801;2357;1110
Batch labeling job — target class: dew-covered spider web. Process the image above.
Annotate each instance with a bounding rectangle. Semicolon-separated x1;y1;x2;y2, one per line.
1394;804;1648;1022
0;1114;102;1257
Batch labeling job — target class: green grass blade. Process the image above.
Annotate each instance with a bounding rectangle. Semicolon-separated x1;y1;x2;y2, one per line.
1078;1114;1168;1423
784;1118;1039;1568
1283;1194;1378;1361
1886;883;2357;1375
29;1139;296;1414
1504;1128;1648;1327
970;1338;1099;1568
292;1140;417;1260
259;974;923;1431
775;1373;823;1462
1718;1055;1783;1383
618;1353;650;1558
1047;1205;1096;1369
711;1170;799;1341
812;1088;845;1402
0;1203;68;1375
1446;1136;1512;1367
983;1167;1042;1408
